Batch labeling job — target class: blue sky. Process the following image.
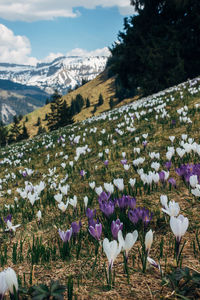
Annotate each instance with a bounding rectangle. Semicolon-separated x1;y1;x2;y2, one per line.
0;1;135;65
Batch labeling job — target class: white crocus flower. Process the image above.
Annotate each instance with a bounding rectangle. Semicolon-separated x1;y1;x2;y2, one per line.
129;178;136;187
4;267;18;294
59;184;70;195
54;193;63;203
36;210;42;221
169;136;175;143
170;215;189;242
5;220;20;233
83;196;88;208
104;182;114;194
95;186;103;196
89;181;95;189
160;195;168;208
113;178;124;191
124;164;130;171
191;187;200;197
118;230;138;258
69;195;77;208
58;201;69;212
145;229;153;254
103;238;121;269
189;175;198;188
162;200;180;217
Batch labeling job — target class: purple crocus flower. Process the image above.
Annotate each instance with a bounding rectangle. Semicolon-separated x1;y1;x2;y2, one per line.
88;223;102;241
99;200;115;217
22;171;28;177
121;159;127;165
71;221;82;234
128;209;139;224
80;170;86;177
116;195;136;210
58;228;72;242
111;219;123;240
128;207;153;225
88;218;98;228
86;208;96;219
142;141;148;148
3;214;12;224
165;161;172;170
98;191;111;203
159;171;165;182
171;119;176;126
104;160;109;166
168;177;177;188
142;209;153;225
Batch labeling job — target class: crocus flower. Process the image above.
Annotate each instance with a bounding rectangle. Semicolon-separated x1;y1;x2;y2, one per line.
0;268;18;297
83;196;88;208
162;200;180;217
113;178;124;191
4;268;18;295
145;229;153;254
3;214;12;224
118;230;138;259
111;219;123;240
5;220;20;233
80;170;86;177
104;160;109;166
0;271;7;299
71;221;81;234
160;195;168;208
99;200;115;217
164;161;172;170
170;215;189;243
58;228;72;242
147;257;161;271
88;223;102;241
168;178;176;188
36;210;42;222
103;238;121;270
86;208;96;219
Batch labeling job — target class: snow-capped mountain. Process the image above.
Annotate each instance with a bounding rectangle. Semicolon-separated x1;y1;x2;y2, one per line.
0;56;108;94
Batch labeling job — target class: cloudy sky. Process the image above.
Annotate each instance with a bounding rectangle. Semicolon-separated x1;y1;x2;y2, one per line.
0;0;135;65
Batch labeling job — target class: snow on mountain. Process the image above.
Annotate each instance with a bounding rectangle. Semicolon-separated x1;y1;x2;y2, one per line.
0;56;108;94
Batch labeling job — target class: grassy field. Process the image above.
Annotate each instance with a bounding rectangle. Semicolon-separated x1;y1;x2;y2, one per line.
0;76;200;299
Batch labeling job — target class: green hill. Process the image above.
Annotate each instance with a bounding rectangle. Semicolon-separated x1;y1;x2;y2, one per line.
0;76;200;299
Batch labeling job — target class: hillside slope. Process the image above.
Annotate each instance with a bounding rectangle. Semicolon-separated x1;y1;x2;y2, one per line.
20;71;119;137
0;76;200;299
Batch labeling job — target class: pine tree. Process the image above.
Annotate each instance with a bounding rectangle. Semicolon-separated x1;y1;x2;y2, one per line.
97;94;104;106
47;96;73;131
109;98;115;109
0;121;8;147
86;97;90;108
9;117;22;143
108;0;200;96
19;124;29;141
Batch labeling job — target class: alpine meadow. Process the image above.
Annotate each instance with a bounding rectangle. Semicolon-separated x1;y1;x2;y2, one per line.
0;0;200;299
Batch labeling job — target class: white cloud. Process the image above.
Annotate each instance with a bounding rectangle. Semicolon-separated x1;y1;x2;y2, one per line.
0;0;135;22
66;47;111;57
41;52;64;63
0;24;38;65
0;24;111;65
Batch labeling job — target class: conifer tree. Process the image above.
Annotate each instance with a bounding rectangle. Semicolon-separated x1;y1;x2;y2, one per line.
97;94;104;106
47;95;73;131
19;124;29;141
9;116;22;143
0;121;8;147
86;97;90;108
